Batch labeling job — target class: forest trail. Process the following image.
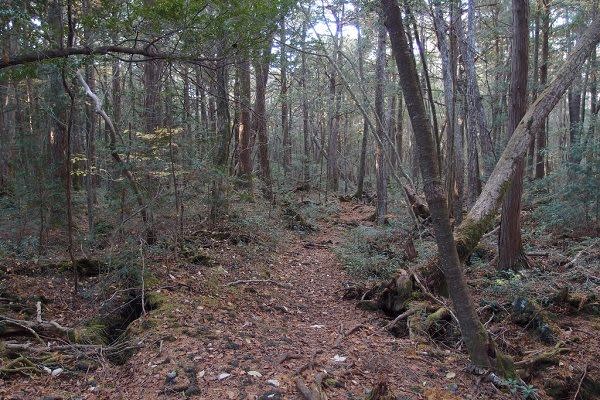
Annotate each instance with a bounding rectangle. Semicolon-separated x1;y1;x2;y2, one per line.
96;201;504;399
1;201;508;399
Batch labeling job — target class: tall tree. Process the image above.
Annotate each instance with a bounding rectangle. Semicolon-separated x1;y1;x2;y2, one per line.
237;57;253;187
535;0;550;179
382;0;503;370
280;16;291;176
498;0;529;271
374;17;388;224
254;39;275;200
326;4;343;192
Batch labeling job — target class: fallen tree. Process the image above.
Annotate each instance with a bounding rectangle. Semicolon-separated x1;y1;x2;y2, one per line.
454;14;600;261
371;0;600;374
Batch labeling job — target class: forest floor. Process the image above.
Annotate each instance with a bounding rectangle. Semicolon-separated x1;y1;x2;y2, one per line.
1;194;598;399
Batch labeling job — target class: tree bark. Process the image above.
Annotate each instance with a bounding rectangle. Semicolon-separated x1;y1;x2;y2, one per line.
498;0;529;271
254;39;275;200
236;58;252;187
326;5;344;192
534;0;550;179
301;22;311;188
280;16;291;176
459;0;496;176
382;0;500;370
374;18;388;224
355;18;369;199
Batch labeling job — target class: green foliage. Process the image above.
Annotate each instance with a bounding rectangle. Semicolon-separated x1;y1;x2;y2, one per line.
336;225;406;280
506;378;539;399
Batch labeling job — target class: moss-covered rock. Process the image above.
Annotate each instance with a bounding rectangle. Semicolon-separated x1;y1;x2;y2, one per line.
512;297;557;344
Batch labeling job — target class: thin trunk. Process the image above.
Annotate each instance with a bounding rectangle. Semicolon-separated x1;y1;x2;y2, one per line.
254;40;274;200
301;23;311;188
527;2;540;176
534;0;550;179
236;58;253;187
374;18;388;224
383;0;500;370
457;0;496;176
355;18;369;198
326;5;344;191
280;16;291;176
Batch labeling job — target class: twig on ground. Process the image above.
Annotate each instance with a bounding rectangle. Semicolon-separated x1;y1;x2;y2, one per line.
564;240;598;268
334;324;366;347
383;309;418;331
573;363;588;400
225;279;292;288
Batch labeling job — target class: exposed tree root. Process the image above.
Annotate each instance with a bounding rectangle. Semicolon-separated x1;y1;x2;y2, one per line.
295;373;329;400
364;380;396;400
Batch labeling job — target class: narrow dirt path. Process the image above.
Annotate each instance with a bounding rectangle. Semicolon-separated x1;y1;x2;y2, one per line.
91;201;506;399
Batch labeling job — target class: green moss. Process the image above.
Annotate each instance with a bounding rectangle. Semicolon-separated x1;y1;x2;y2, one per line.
455;213;497;261
70;319;109;345
145;291;166;310
494;351;517;379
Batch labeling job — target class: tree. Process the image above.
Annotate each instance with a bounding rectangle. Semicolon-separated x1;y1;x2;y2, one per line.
497;0;529;271
535;0;550;179
374;16;388;224
237;57;253;187
280;16;292;176
382;0;503;370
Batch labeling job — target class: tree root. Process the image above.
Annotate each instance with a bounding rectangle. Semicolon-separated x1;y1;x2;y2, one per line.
295;373;329;400
0;355;39;376
515;342;570;376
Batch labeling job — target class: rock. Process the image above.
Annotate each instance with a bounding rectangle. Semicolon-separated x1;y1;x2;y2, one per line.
267;379;280;387
448;383;459;394
247;370;262;377
512;297;556;344
218;372;231;380
165;370;177;383
257;391;283;400
184;385;201;396
445;372;456;379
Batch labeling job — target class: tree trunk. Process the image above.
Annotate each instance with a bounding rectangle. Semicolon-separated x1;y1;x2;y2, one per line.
498;0;529;271
457;0;496;177
527;2;540;176
326;5;344;192
374;18;388;224
237;58;253;187
433;0;463;223
355;18;369;199
301;23;311;188
280;16;291;176
382;0;502;370
534;0;550;179
254;40;274;200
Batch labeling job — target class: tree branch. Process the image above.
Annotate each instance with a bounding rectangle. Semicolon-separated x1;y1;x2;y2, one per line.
1;46;218;70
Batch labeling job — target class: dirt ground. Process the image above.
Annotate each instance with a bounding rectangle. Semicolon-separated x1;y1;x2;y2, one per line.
1;199;598;399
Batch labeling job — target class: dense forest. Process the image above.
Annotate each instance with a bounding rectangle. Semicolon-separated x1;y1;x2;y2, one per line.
0;0;599;398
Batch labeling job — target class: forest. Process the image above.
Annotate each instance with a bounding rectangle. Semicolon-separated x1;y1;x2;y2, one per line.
0;0;599;398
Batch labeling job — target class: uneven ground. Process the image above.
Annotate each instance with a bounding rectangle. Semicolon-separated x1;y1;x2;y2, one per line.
1;196;598;399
